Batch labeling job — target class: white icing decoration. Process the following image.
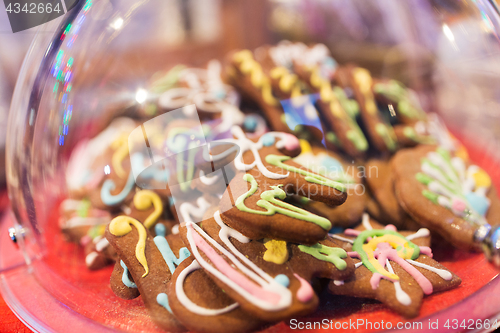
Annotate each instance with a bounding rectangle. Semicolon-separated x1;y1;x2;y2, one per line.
185;212;292;311
420;148;489;225
179;197;211;224
333;280;344;286
61;216;109;229
386;260;411;306
355;262;363;268
205;126;291;179
362;213;372;230
329;234;354;244
175;259;239;316
406;228;430;241
60;199;84;211
95;237;109;252
85;252;99;267
172;224;180;235
406;259;453;280
199;169;220;186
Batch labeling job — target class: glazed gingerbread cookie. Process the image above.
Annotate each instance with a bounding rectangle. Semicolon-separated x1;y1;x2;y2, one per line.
167;255;265;333
178;209;355;322
218;126;347;244
224;50;292;133
328;215;461;318
59;198;112;243
105;217;189;332
291;141;367;228
335;65;397;154
392;145;500;251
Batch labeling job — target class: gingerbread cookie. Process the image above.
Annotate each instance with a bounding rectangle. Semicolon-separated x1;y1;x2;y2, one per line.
105;217;189;332
328;215;461;317
335;65;397;153
167;255;265;333
372;79;427;125
218;127;347;244
291;61;368;158
224;50;291;133
365;158;420;230
110;259;140;300
65;117;137;202
85;190;175;270
292;141;367;228
59;198;111;243
178;209;355;322
393;145;500;251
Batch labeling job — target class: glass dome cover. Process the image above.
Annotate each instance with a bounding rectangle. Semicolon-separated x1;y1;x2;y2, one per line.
3;0;500;332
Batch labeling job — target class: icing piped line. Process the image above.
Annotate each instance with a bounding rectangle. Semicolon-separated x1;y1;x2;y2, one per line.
329;234;354;244
361;213;372;230
175;259;239;316
406;259;453;280
185;218;292;311
120;260;137;288
154;235;190;274
101;171;135;206
236;174;332;230
406;228;430;241
386;260;411;306
179;197;211;224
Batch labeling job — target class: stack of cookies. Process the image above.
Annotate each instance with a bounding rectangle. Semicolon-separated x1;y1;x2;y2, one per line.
59;40;500;331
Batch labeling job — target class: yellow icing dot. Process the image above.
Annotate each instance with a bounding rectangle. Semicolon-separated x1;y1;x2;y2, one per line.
320;85;334;102
353;67;373;94
365;99;378;115
330;100;344;118
270;67;288;79
263;239;288;264
299;139;312;154
473;169;491;188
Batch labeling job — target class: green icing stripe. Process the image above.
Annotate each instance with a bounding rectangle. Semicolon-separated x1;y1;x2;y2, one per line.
176;141;197;192
352;229;420;275
333;86;360;118
235;174;332;230
422;190;439;204
416;172;433;185
375;123;397;151
421;159;461;194
264;154;346;192
346;129;368;151
298;243;347;270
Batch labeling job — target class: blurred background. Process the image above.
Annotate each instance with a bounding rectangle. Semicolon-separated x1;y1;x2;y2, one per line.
2;0;500;190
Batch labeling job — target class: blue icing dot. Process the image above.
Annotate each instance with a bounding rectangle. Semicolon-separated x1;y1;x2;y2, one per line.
262;134;275;146
214;89;226;100
168;197;175;206
157;293;172;313
155;224;166;237
323;57;337;69
243;116;258;132
274;274;290;288
329;226;344;234
321;156;344;173
466;192;490;216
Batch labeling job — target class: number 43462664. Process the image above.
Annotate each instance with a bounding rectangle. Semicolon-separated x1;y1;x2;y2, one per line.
444;319;498;330
6;2;61;14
